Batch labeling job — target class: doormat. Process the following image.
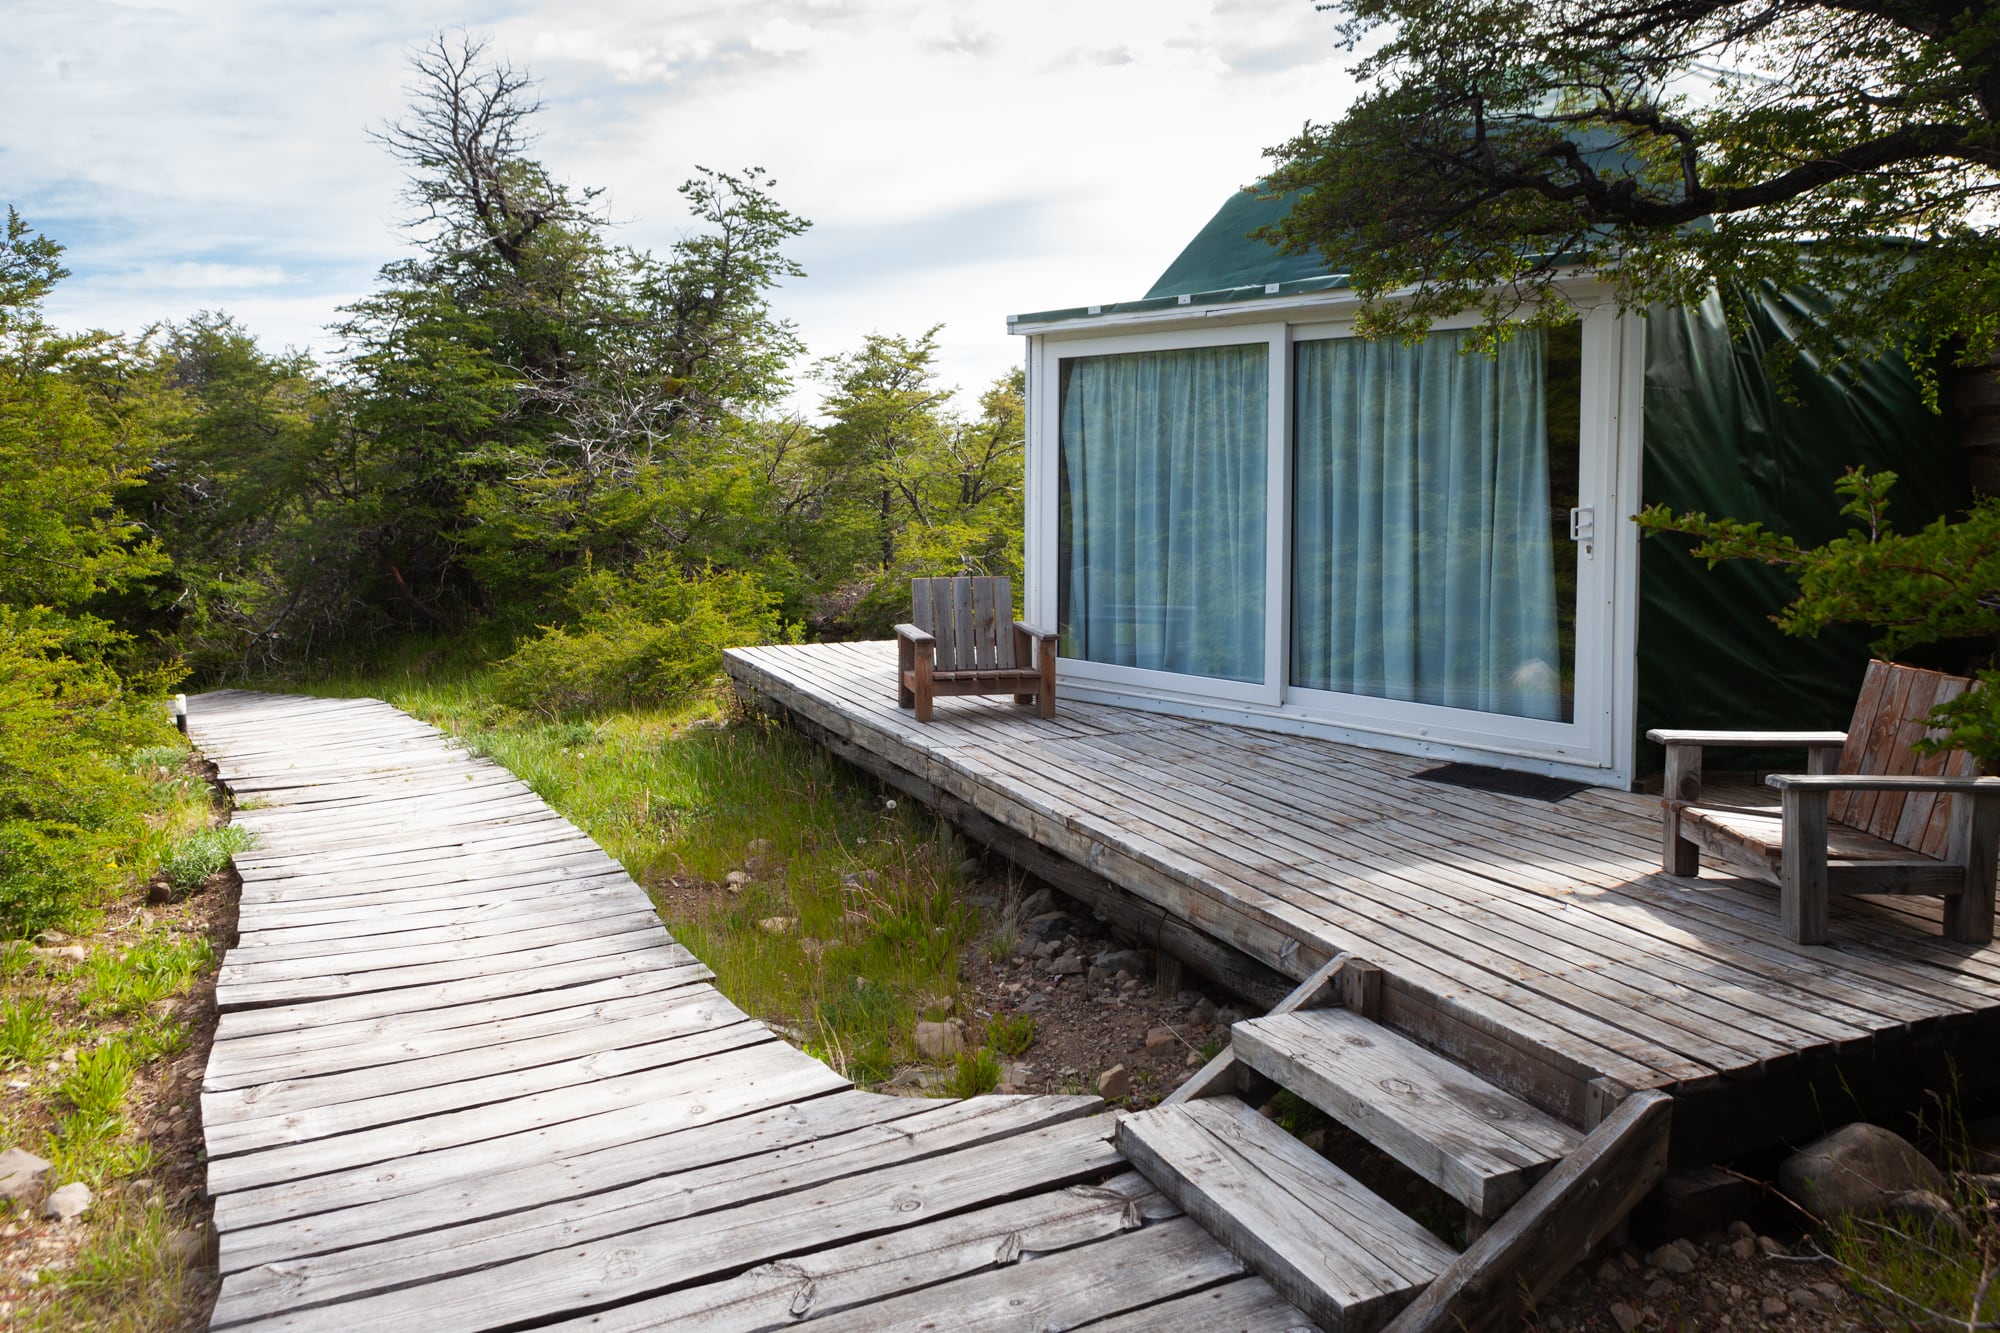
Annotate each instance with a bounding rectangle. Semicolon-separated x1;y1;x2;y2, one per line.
1415;762;1588;804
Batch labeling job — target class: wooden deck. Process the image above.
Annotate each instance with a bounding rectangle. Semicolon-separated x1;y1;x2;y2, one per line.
727;642;2000;1160
188;690;1314;1332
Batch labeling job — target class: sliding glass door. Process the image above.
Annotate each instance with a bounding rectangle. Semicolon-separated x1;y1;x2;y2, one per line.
1290;324;1582;723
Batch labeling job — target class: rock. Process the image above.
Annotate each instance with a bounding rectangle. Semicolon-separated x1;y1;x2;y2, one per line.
1760;1295;1787;1317
1725;1219;1754;1241
1017;993;1047;1013
1096;1065;1130;1099
1299;1128;1326;1153
747;837;774;857
1185;1050;1203;1068
913;1021;964;1060
1041;953;1085;976
1808;1280;1843;1305
1595;1259;1624;1285
1788;1286;1825;1312
1213;1005;1245;1027
1032;939;1061;961
41;1182;91;1221
724;870;751;889
1881;1188;1967;1235
1018;887;1056;919
1755;1235;1787;1257
1094;948;1154;977
0;1149;51;1207
1646;1278;1675;1298
1143;1027;1177;1053
1609;1301;1641;1332
956;858;983;880
1648;1238;1700;1275
1026;913;1071;943
839;869;878;890
164;1227;207;1268
756;916;796;935
1777;1122;1946;1221
1728;1236;1755;1260
30;945;84;965
1190;997;1220;1025
1175;990;1206;1008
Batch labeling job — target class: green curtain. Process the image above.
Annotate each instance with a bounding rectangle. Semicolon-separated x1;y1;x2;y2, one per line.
1058;344;1268;684
1292;329;1566;720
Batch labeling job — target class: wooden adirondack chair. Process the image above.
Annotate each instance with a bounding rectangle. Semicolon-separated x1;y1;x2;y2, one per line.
895;576;1057;722
1648;660;2000;945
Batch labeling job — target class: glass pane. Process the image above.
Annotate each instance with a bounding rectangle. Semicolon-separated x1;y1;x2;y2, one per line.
1057;343;1268;684
1290;324;1581;722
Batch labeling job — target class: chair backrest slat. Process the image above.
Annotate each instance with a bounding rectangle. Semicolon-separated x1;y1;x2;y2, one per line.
912;575;1015;673
1832;660;1979;858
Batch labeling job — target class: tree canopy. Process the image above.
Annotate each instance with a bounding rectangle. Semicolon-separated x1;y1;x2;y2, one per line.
1261;0;2000;374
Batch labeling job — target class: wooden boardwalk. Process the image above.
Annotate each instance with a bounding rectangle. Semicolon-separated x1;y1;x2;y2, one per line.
726;642;2000;1161
189;691;1315;1332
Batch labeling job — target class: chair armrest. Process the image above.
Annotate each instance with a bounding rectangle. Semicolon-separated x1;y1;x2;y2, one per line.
894;623;935;647
1647;729;1847;749
1766;774;2000;794
1013;621;1056;642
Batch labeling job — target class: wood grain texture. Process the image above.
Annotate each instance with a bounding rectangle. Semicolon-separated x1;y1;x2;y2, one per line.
187;690;1292;1332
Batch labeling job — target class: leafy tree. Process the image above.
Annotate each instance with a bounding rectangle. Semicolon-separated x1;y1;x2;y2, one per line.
1260;0;2000;379
0;212;180;931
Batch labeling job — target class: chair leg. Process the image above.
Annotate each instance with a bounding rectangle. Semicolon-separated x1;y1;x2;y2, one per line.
897;639;915;709
1779;789;1831;945
912;649;934;723
1660;744;1701;877
1662;807;1700;877
1945;793;2000;945
1036;641;1056;719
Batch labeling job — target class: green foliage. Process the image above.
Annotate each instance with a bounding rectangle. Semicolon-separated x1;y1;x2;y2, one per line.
157;824;252;893
985;1012;1036;1057
939;1046;1002;1098
1261;0;2000;384
491;562;793;717
77;933;215;1017
0;996;53;1066
1639;469;2000;759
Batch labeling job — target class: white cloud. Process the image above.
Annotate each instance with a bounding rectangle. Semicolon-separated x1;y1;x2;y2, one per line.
3;0;1363;407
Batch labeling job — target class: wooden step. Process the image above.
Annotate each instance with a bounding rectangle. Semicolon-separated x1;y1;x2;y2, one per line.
1233;1007;1582;1220
1117;1096;1456;1333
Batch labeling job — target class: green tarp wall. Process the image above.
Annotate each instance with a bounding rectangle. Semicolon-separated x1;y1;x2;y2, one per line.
1635;286;1969;769
1132;190;1973;776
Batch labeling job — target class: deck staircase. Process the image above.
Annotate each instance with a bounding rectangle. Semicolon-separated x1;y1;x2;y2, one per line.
1116;956;1672;1333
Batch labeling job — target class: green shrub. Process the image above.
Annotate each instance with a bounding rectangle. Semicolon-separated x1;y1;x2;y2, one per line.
940;1047;1002;1098
0;609;181;935
158;825;252;892
986;1013;1035;1057
492;561;793;718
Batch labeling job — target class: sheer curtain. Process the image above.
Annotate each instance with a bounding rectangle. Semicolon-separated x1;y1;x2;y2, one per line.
1291;329;1564;720
1058;344;1267;684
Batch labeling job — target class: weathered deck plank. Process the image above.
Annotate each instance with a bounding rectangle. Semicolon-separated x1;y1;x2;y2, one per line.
724;642;2000;1151
190;689;1292;1331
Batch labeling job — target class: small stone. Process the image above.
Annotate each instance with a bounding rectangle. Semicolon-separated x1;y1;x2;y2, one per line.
1096;1065;1130;1099
747;837;774;857
1646;1278;1675;1298
1760;1295;1787;1317
0;1149;51;1206
1185;1050;1203;1068
1190;997;1219;1025
1808;1280;1843;1305
164;1227;206;1268
1725;1219;1754;1241
1143;1027;1176;1053
1778;1122;1946;1221
1755;1235;1787;1257
1299;1128;1326;1153
724;870;751;889
1648;1239;1700;1275
1882;1188;1967;1235
41;1182;91;1221
1093;948;1154;977
956;858;982;879
757;916;796;935
1018;887;1056;919
1213;1005;1245;1026
1788;1285;1824;1312
914;1021;964;1060
1041;953;1085;976
1596;1259;1624;1285
30;945;84;965
1728;1236;1755;1261
1609;1300;1641;1332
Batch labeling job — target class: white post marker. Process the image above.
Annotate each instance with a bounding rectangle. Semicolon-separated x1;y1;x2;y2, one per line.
173;693;188;734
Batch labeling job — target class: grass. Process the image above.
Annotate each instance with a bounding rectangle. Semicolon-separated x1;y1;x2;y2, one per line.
264;643;991;1088
940;1047;1003;1098
2;740;227;1328
985;1013;1035;1057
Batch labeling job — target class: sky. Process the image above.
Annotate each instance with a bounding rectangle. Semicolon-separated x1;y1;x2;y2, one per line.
3;0;1362;411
